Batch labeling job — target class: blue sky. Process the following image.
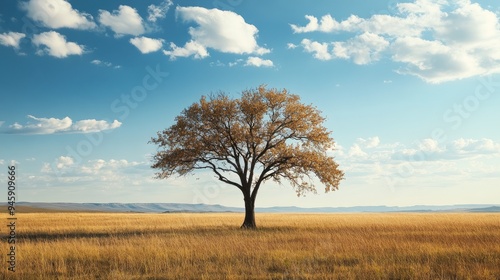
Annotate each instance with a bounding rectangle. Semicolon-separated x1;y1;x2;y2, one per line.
1;0;499;207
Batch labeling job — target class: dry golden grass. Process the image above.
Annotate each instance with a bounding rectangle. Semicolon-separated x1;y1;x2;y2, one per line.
1;212;499;279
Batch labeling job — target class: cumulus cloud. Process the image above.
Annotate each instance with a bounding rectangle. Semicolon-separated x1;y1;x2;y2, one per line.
56;156;74;170
348;144;368;158
357;137;381;149
345;137;382;158
71;119;122;133
79;159;141;177
391;138;500;161
42;157;144;186
245;56;274;67
130;37;164;53
449;138;500;156
163;40;208;59
148;0;173;22
291;0;500;83
163;6;270;59
98;5;145;36
0;32;26;49
300;39;332;60
21;0;96;29
331;136;500;191
2;115;121;134
32;31;84;58
291;14;364;34
332;32;389;64
335;136;500;166
291;14;341;33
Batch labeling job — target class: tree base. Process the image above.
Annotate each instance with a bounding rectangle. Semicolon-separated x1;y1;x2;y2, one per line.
240;222;257;229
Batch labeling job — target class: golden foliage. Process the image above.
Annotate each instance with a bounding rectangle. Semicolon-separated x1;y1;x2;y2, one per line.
150;85;344;200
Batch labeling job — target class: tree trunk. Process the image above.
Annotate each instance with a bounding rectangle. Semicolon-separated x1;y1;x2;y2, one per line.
241;196;256;229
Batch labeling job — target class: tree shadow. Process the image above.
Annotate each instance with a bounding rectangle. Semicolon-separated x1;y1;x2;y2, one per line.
18;225;298;242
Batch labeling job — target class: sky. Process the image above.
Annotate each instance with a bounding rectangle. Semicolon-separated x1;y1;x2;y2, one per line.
0;0;499;208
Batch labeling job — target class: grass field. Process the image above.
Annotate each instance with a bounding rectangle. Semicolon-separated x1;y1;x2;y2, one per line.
1;212;499;279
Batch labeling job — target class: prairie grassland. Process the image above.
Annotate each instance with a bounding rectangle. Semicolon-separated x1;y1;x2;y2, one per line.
1;212;499;279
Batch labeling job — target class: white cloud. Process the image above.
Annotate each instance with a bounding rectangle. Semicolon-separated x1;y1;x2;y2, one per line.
245;56;274;67
0;160;4;165
357;137;381;149
291;14;339;33
0;32;26;49
71;119;121;133
21;0;96;29
418;138;441;153
229;59;244;67
2;115;121;134
291;0;500;83
41;157;144;187
163;41;208;59
91;59;120;68
332;136;500;193
301;39;332;60
391;138;500;161
10;115;72;134
450;138;500;155
291;14;363;34
91;59;108;66
333;32;389;64
98;5;145;36
148;0;173;22
336;136;500;167
130;37;164;53
55;156;74;170
164;6;270;59
291;15;321;33
32;31;84;58
348;144;368;158
0;121;4;127
391;36;482;83
210;60;225;67
287;43;298;49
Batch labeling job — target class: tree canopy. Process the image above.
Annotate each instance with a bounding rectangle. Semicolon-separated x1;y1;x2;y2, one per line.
150;86;344;228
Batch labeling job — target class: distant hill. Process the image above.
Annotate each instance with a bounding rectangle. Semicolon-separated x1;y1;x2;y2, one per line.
12;202;500;213
467;206;500;213
15;202;242;213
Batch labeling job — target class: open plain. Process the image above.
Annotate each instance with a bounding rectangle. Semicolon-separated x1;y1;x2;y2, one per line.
2;212;499;279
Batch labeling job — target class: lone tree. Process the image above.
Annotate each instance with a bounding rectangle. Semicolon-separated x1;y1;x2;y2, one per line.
150;86;344;229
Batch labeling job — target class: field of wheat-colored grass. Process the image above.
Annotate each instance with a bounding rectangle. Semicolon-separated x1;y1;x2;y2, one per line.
1;212;499;279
